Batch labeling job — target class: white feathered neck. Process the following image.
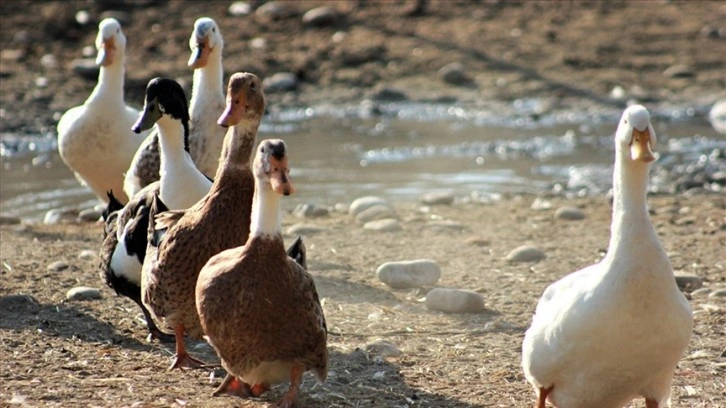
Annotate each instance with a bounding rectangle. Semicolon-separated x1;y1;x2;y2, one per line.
86;50;126;108
249;182;282;238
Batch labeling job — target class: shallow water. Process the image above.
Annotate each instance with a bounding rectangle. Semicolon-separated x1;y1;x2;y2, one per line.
1;102;723;221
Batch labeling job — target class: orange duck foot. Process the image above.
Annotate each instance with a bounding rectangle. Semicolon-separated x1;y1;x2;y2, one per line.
167;352;207;370
536;385;553;408
276;364;304;408
212;374;270;398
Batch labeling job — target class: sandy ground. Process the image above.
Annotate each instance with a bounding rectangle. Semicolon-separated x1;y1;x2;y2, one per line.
1;193;725;407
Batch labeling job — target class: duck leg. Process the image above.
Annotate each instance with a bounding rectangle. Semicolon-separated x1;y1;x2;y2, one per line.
276;363;304;408
645;399;659;408
168;324;206;370
212;373;253;398
536;386;553;408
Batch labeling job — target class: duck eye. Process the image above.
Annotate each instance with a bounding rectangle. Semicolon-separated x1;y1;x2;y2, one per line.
250;82;257;92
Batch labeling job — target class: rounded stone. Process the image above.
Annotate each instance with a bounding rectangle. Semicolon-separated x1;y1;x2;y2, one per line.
663;64;696;78
356;204;396;224
530;197;552;211
44;208;78;224
0;215;21;225
78;208;102;222
70;58;100;80
293;203;329;218
554;206;585;220
425;288;486;313
505;245;546;263
376;259;441;289
78;250;96;260
422;220;465;232
66;286;102;301
674;272;703;292
262;72;298;93
708;288;726;299
286;223;327;236
419;191;454;206
349;196;389;216
363;218;401;232
438;62;471;85
302;6;339;27
256;1;297;20
228;1;252;16
364;340;401;358
47;261;69;272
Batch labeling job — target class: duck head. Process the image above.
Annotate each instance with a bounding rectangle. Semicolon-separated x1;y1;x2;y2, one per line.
616;104;656;163
188;17;223;69
254;139;295;196
132;77;190;134
95;18;126;67
217;72;265;128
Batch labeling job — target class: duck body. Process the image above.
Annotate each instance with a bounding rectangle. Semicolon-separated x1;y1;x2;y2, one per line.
58;18;148;204
521;105;693;408
141;72;263;369
124;17;226;198
196;139;327;406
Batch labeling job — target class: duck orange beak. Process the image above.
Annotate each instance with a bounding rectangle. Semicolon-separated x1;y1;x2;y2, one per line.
188;36;211;68
630;128;655;163
269;157;295;196
96;37;116;66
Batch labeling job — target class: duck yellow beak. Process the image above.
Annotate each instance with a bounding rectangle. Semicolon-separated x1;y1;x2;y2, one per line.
269;157;295;196
96;37;116;66
630;128;655;162
188;36;211;68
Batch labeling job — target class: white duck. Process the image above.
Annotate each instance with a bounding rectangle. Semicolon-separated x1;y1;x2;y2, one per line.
99;77;212;341
521;105;693;408
57;18;148;204
124;17;226;198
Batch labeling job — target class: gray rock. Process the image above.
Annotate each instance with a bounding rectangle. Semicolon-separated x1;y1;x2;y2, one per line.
663;64;696;78
365;340;401;358
506;245;546;263
70;58;99;80
708;288;726;299
555;206;585;220
256;1;297;20
674;272;703;292
286;223;327;236
349;196;389;216
367;86;408;102
376;259;440;289
464;237;489;247
40;54;57;69
690;287;712;297
0;215;21;225
44;208;78;224
438;62;471;85
47;261;69;272
293;203;329;218
78;208;102;222
419;191;454;206
302;6;339;27
356;204;396;224
263;72;297;93
530;197;552;211
228;1;252;16
78;250;96;261
425;288;486;313
422;220;465;232
66;286;102;301
364;219;401;232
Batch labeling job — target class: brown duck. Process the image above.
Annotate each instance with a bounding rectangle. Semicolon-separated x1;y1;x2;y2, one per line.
141;72;263;370
196;139;328;408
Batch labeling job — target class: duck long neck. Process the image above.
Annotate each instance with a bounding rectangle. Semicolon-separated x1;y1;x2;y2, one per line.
87;53;125;105
157;115;191;176
189;49;224;115
215;120;257;177
607;151;653;255
250;184;282;238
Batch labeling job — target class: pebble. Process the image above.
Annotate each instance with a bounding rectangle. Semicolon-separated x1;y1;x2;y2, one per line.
70;58;100;80
674;272;703;292
40;54;57;69
228;1;252;16
249;37;267;50
349;196;389;217
78;250;96;261
302;6;339;27
0;215;21;225
256;1;297;20
438;62;471;85
663;64;695;78
78;208;102;222
363;219;401;232
422;220;465;232
47;261;69;272
425;288;486;313
44;208;78;224
364;340;401;358
286;223;327;236
464;237;489;247
1;49;25;62
530;197;552;211
376;259;441;289
66;286;102;301
367;86;409;102
293;203;329;218
419;191;454;206
505;245;546;263
356;204;396;224
690;287;712;297
262;72;297;93
554;206;585;220
708;288;726;299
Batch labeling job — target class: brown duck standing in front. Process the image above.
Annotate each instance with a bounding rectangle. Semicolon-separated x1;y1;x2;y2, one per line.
140;72;264;370
196;139;328;408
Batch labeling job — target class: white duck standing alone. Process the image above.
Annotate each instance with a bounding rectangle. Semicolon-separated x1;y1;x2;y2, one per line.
57;18;148;204
521;105;693;408
99;78;212;341
196;139;328;407
124;17;226;197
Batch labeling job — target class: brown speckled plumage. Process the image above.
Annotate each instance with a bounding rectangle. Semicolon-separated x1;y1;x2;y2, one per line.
140;73;264;366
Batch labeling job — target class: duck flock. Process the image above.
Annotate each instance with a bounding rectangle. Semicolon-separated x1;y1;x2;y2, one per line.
56;17;694;408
